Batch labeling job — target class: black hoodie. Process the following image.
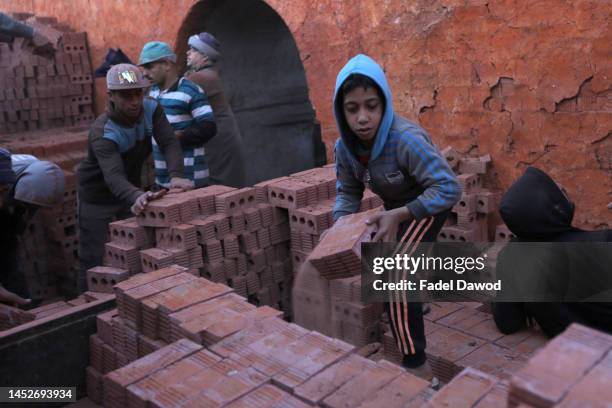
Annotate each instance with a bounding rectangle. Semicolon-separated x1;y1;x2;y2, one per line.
493;167;612;337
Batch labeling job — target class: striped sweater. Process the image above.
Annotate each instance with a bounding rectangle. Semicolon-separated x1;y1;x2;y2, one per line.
149;77;214;188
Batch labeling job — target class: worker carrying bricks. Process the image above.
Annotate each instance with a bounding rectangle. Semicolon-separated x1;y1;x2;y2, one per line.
0;149;65;304
0;12;56;55
185;32;246;188
76;63;192;293
493;166;612;337
138;41;216;188
332;54;461;383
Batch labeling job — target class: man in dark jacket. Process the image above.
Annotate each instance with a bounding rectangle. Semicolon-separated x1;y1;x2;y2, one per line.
0;150;65;302
185;32;246;188
77;63;191;292
493;166;612;337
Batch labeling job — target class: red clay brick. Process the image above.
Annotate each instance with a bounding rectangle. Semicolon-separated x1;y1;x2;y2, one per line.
226;384;312;408
87;266;130;293
428;367;498;407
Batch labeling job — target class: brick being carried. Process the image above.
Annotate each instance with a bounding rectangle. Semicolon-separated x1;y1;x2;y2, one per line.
109;218;153;248
136;198;181;227
104;242;141;274
308;209;376;279
140;278;232;342
268;179;311;209
139;248;174;273
257;203;274;227
87;266;130;293
121;272;197;329
441;146;463;170
188;216;216;243
202;239;224;263
102;339;203;408
508;323;612;408
244;207;262;232
427;367;498;407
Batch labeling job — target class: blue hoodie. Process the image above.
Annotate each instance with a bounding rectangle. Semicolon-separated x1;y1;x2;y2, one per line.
333;54;460;221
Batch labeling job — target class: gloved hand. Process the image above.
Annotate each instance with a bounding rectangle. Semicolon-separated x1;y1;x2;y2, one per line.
130;190;166;215
169;177;194;192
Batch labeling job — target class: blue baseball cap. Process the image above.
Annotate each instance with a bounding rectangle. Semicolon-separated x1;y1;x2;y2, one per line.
138;41;177;66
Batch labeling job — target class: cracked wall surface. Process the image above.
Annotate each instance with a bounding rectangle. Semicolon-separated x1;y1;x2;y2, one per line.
2;0;610;227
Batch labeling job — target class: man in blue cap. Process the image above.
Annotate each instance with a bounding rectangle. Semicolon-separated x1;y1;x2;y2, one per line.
139;41;216;189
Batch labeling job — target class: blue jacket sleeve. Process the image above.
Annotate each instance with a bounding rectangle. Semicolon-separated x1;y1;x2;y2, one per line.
332;140;364;222
0;13;34;41
397;129;461;220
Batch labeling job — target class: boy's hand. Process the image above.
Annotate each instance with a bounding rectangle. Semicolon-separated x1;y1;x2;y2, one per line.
130;190;166;215
366;207;413;242
169;177;194;191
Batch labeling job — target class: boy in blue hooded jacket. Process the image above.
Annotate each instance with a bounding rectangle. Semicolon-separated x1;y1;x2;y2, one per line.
333;54;461;380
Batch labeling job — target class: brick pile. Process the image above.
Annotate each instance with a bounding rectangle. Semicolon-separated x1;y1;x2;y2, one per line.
382;301;548;384
94;292;436;408
86;265;288;404
0;14;94;134
508;323;612;407
438;149;498;244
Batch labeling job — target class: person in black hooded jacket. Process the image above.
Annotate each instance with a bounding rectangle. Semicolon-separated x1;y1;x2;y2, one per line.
492;166;612;337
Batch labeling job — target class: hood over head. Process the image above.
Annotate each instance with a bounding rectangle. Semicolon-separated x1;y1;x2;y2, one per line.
13;157;65;207
333;54;394;161
499;167;578;239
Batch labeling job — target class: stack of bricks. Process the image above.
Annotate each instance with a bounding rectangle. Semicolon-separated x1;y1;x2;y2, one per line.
382;301;548;385
86;266;283;405
97;299;436;408
508;323;612;407
293;209;388;347
0;13;94;134
125;184;295;316
438;149;498;244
